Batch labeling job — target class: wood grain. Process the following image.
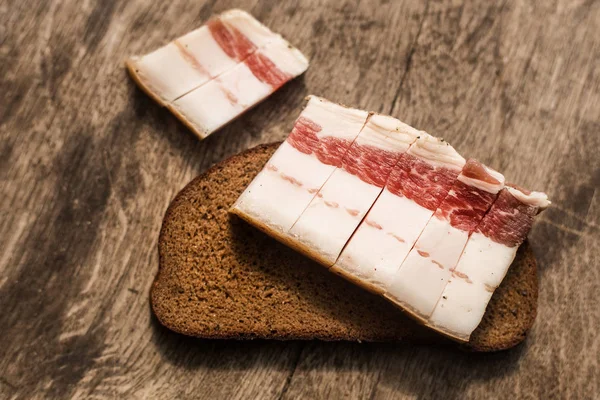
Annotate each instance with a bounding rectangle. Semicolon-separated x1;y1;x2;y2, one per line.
0;0;598;399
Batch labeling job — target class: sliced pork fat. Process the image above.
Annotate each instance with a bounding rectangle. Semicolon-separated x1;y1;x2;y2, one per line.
288;115;421;265
428;186;549;340
127;9;309;139
385;160;505;319
172;37;308;137
231;97;369;235
128;10;277;103
231;97;549;343
332;136;465;292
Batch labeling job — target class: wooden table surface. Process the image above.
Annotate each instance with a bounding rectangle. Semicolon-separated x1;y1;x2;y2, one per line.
2;0;599;398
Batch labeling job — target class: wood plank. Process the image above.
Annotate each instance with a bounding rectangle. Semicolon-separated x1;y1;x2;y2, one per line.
0;0;598;398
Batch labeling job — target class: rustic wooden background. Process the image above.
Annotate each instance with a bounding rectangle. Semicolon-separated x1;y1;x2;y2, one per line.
1;0;599;398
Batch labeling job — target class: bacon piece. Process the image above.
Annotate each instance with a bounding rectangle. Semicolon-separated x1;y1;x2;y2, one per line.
385;159;505;318
231;96;369;233
289;115;420;265
127;10;309;140
429;186;549;340
172;37;308;137
128;10;277;103
333;136;465;290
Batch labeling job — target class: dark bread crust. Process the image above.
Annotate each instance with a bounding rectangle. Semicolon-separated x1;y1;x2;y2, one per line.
153;142;538;351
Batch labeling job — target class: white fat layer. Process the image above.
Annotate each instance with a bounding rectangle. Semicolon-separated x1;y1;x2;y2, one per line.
133;43;210;102
386;218;469;317
407;136;465;170
429;276;493;340
173;62;271;134
172;76;242;136
220;9;277;47
176;26;238;79
357;115;422;152
233;169;315;233
507;187;551;209
233;141;338;232
454;231;518;287
303;96;369;140
457;164;505;194
218;62;272;106
429;231;519;338
259;37;309;76
334;190;433;287
172;38;307;135
288;169;382;265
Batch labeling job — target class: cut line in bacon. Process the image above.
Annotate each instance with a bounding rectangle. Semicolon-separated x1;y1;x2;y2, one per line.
230;96;550;343
331;135;465;293
288;114;421;266
172;37;307;137
428;186;550;341
231;96;369;241
385;159;505;319
126;9;309;139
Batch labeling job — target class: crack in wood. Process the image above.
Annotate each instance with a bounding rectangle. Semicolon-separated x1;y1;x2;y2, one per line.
389;0;430;116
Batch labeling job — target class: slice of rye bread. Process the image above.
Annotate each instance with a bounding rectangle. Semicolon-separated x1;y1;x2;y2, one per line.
153;142;538;352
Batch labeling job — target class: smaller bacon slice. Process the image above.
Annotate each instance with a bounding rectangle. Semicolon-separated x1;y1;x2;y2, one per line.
172;37;308;137
127;10;276;103
126;9;309;139
288;114;420;266
332;136;465;292
428;186;550;340
231;96;369;235
385;160;505;318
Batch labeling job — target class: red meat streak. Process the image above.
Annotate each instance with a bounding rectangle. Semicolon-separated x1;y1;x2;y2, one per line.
451;270;473;283
288;120;402;188
174;41;210;78
244;52;291;89
342;143;400;187
462;159;501;185
209;18;292;99
388;233;405;243
476;188;538;247
387;153;460;211
433;161;499;232
208;18;256;62
286;116;352;167
346;208;360;216
365;219;383;230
